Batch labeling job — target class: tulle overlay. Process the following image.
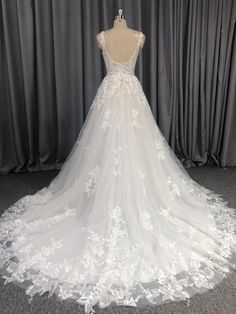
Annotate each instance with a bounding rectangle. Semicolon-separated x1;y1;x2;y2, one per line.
1;30;236;314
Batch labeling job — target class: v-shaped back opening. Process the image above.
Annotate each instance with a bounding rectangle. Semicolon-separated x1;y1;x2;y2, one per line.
102;31;141;64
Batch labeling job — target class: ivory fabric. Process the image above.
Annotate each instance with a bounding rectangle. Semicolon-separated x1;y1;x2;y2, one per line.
0;30;236;314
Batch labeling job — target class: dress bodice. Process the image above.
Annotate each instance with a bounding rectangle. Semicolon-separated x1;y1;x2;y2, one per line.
97;30;145;76
93;30;147;105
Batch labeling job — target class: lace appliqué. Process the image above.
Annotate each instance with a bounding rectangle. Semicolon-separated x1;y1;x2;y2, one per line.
100;110;111;131
85;165;101;198
21;188;53;205
159;206;172;217
167;176;181;200
140;209;153;230
11;207;76;233
131;108;143;128
0;192;236;314
92;31;148;104
154;139;165;160
113;147;122;176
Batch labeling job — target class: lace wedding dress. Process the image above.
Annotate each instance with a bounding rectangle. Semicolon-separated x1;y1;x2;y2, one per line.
0;30;236;314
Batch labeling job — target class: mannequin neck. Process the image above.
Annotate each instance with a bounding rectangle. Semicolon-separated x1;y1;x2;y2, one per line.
113;19;128;28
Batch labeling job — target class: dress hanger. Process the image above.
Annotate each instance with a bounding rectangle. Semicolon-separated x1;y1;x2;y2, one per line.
115;8;125;21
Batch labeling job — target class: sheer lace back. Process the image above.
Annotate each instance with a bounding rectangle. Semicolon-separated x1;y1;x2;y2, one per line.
98;30;145;75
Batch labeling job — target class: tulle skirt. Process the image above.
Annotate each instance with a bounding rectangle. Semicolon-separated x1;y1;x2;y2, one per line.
0;74;236;314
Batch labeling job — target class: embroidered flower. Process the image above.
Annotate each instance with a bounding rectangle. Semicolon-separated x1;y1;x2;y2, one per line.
84;165;100;198
154;140;165;160
23;206;76;231
167;177;181;200
131;108;143;128
159;206;172;217
101;110;111;131
140;210;153;230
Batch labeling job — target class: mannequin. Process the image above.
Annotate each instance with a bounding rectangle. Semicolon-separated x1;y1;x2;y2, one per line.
96;9;145;63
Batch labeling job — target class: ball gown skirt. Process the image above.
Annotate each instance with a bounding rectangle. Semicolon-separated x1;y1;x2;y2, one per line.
0;31;236;314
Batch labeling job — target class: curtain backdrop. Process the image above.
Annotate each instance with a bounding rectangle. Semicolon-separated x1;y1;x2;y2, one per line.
0;0;236;174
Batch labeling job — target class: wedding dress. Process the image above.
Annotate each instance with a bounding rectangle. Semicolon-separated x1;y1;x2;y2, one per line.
0;30;236;314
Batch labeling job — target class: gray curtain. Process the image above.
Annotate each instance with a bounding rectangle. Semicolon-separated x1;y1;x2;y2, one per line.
0;0;236;174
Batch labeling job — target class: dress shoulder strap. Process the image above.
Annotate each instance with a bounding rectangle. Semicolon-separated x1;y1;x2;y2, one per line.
138;31;145;49
97;31;105;49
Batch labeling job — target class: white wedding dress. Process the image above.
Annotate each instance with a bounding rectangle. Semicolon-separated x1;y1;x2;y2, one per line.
0;30;236;314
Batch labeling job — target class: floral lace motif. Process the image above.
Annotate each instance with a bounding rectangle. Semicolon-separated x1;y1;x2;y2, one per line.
154;139;165;160
100;110;111;131
167;176;181;200
159;206;172;217
11;206;76;232
94;72;145;103
20;188;53;205
140;209;154;230
112;147;122;176
131;108;143;128
85;165;101;198
91;31;148;108
99;30;145;76
0;181;236;314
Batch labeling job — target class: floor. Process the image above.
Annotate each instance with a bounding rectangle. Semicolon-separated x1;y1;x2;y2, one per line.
0;166;236;314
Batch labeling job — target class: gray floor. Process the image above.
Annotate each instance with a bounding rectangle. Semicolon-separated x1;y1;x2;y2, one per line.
0;167;236;314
